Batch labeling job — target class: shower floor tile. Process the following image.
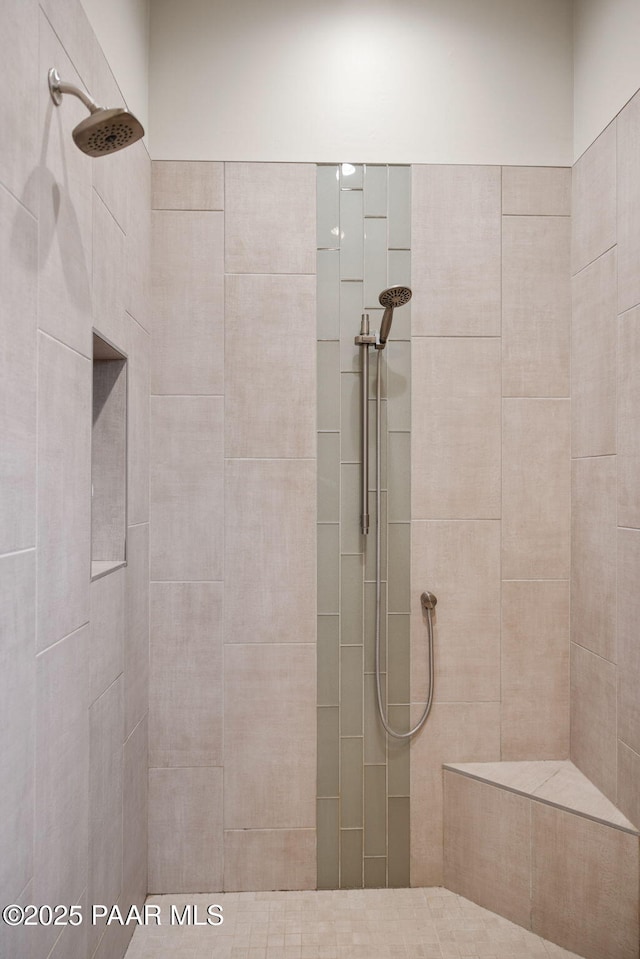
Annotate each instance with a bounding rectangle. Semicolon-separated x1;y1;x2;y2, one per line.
123;888;585;959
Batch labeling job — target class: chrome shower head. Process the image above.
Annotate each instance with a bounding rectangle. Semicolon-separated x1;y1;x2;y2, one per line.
48;68;144;157
378;285;412;347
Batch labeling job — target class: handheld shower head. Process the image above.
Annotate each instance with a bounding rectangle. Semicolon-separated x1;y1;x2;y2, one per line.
48;68;144;157
378;285;412;347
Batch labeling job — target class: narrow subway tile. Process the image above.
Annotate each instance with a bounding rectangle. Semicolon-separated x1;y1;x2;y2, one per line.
364;218;388;309
317;616;340;707
340;553;364;645
340;373;361;462
340;189;364;281
317;340;341;430
387;797;410;887
364;493;387;584
340;463;363;553
364;673;387;765
364;856;387;888
364;765;387;857
387;524;411;613
317;165;340;249
317;524;340;615
340;163;363;189
317;799;339;889
388;166;411;249
341;646;364;737
364;582;387;674
387;707;410;796
364;165;388;217
340;738;364;828
387;432;411;523
318;433;340;523
340;829;363;889
367;398;387;491
317;706;340;798
317;250;340;339
387;614;410;704
339;280;364;373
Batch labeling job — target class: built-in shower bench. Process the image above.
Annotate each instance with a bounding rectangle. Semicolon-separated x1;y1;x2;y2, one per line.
442;760;640;959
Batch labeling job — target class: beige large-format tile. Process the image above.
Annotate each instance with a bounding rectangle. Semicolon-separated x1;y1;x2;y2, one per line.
571;249;617;457
502;166;571;216
124;316;150;527
225;459;315;644
126;141;151;333
412;338;501;519
224;828;316;891
90;46;131;235
617;89;640;314
0;184;36;553
532;802;639;959
150;582;223;767
0;880;36;959
37;332;91;653
412;165;501;335
224;644;315;829
150;396;223;581
39;0;96;101
618;304;640;527
0;552;35;907
123;717;148;911
572;122;616;275
411;521;500;704
34;625;89;959
225;274;315;457
93;180;127;353
570;643;617;802
90;565;125;703
410;702;501;886
502;399;570;580
444;771;531;928
38;13;93;358
501;580;570;759
88;677;123;957
618;528;640;755
413;335;501;399
618;741;640;830
225;162;315;274
152;210;223;395
533;760;636;831
571;457;617;662
148;767;223;893
125;524;149;738
0;0;38;213
152;161;224;211
502;216;570;397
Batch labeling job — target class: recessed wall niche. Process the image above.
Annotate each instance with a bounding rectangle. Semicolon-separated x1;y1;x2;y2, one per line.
91;332;127;580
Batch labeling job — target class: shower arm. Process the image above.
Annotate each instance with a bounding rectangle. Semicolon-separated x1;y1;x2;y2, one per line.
48;68;101;114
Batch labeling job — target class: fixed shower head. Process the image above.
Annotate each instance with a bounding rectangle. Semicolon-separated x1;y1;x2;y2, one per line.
48;68;144;157
378;285;412;347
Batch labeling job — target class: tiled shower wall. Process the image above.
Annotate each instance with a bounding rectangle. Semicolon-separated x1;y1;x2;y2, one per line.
409;165;572;885
316;164;413;889
570;91;640;827
149;161;317;892
1;1;150;958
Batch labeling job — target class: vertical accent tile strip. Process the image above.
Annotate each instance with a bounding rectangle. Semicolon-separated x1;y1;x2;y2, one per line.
317;164;411;888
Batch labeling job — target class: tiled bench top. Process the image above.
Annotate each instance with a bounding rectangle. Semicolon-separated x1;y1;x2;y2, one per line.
443;759;639;835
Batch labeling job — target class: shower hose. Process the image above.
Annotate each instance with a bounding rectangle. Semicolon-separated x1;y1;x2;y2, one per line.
374;348;435;739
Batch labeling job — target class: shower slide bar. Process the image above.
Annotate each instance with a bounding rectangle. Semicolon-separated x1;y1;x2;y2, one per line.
354;291;435;739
